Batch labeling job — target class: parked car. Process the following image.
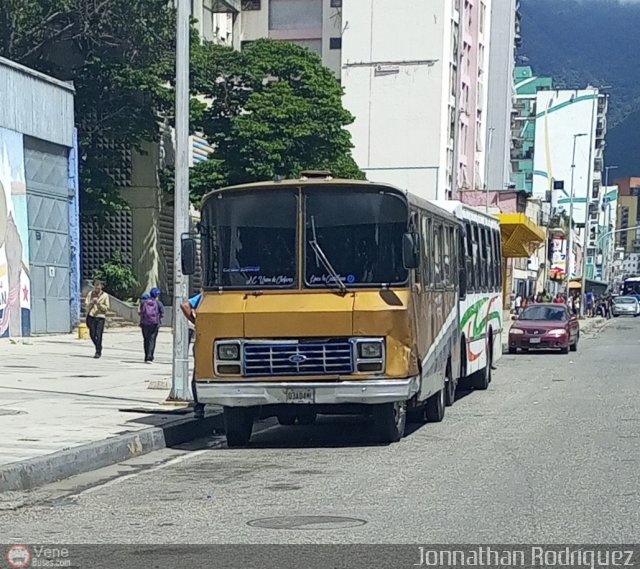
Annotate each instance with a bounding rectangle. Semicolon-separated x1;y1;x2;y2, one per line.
612;296;640;317
508;303;579;355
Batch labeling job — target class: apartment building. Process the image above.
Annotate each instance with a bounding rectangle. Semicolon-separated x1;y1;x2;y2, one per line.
484;0;520;192
234;0;491;200
237;0;343;75
511;66;553;194
615;177;640;255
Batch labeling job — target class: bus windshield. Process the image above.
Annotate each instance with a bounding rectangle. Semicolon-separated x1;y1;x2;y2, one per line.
304;187;409;287
201;189;298;289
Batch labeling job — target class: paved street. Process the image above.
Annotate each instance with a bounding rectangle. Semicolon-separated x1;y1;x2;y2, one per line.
1;317;638;543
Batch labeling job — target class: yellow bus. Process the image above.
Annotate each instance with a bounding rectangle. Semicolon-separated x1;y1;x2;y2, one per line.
182;174;467;446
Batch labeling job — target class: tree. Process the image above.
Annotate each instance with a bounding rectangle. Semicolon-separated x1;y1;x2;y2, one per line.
0;0;176;218
189;39;364;203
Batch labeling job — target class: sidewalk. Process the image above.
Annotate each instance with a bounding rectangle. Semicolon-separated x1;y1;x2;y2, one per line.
0;327;221;493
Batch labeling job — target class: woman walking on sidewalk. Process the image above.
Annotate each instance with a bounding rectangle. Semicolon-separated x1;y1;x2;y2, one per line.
85;280;110;359
139;288;164;363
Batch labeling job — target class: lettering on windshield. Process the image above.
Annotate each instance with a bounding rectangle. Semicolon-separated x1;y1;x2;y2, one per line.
309;274;355;285
223;267;261;274
246;275;295;286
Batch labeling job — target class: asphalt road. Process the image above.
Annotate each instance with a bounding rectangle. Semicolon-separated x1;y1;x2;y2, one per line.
2;317;639;544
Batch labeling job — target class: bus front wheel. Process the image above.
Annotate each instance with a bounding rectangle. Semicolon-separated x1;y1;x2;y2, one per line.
373;401;406;443
224;407;254;447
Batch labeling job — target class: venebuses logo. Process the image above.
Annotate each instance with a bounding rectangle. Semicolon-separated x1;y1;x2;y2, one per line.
6;545;31;569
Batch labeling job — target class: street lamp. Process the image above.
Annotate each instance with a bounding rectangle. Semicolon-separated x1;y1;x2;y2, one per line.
564;133;588;297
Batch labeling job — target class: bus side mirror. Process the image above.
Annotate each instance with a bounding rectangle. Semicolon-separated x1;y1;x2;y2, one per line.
181;237;197;276
403;232;419;270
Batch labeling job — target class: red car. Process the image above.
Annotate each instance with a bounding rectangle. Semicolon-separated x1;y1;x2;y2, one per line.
508;303;579;354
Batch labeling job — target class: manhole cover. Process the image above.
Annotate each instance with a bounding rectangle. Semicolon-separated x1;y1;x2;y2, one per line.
247;516;367;530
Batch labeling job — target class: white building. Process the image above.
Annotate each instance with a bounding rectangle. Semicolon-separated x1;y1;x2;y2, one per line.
234;0;493;201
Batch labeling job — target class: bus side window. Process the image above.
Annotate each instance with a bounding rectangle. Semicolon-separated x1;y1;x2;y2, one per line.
472;224;482;290
421;215;431;289
484;227;494;291
448;226;457;287
443;224;452;287
465;221;475;293
492;229;500;290
433;221;443;288
458;227;467;297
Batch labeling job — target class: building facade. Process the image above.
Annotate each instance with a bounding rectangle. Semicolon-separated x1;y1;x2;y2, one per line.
484;0;520;193
511;66;553;194
0;57;79;337
235;0;492;201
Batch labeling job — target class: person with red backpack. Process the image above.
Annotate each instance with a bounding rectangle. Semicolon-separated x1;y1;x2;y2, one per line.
139;288;164;363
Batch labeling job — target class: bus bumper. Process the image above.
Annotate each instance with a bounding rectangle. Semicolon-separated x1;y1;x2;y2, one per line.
196;377;420;407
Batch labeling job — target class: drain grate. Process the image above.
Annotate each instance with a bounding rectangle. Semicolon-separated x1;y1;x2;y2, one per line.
247;516;367;530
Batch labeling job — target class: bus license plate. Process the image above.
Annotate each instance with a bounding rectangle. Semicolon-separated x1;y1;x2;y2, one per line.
529;337;541;344
285;388;315;404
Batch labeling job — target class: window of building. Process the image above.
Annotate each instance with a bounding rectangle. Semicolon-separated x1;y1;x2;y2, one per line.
269;0;322;31
242;0;261;10
290;39;322;55
329;37;342;50
330;0;342;6
480;2;486;33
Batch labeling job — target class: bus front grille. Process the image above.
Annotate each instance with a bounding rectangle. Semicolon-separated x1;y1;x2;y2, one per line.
243;341;353;376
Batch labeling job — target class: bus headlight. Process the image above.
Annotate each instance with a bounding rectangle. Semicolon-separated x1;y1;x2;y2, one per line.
217;342;240;361
358;341;383;359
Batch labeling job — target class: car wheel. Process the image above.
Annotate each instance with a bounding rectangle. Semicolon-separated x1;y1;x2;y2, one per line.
560;345;570;354
373;401;407;443
224;407;254;447
570;333;579;352
425;387;446;422
508;347;517;354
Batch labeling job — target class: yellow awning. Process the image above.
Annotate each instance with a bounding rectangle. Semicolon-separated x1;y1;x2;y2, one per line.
498;213;546;258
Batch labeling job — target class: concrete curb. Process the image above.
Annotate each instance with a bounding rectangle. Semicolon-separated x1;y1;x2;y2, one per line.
0;413;224;494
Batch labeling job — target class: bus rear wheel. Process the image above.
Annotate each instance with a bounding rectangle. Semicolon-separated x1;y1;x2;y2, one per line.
224;407;254;447
473;341;492;390
425;387;445;422
373;401;406;443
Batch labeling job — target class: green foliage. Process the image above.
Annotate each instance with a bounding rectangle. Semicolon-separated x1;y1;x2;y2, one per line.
0;0;176;218
92;251;140;301
190;39;365;198
520;0;640;177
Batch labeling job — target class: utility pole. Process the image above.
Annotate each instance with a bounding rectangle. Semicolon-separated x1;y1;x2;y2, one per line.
579;91;598;316
169;0;191;401
602;165;618;283
565;133;588;297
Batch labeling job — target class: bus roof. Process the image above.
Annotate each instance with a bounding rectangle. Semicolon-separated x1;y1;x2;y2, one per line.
430;200;500;226
200;177;458;223
624;276;640;282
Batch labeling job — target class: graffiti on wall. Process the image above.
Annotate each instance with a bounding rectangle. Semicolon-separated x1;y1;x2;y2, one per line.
0;127;30;337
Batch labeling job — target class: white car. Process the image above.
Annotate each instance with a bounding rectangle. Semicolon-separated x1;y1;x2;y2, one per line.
612;296;640;317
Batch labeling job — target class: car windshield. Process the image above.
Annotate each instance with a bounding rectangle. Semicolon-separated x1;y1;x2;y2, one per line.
200;189;297;289
615;297;636;304
520;306;567;321
304;186;409;287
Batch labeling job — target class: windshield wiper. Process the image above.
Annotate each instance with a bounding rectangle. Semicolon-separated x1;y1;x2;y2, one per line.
309;215;347;294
